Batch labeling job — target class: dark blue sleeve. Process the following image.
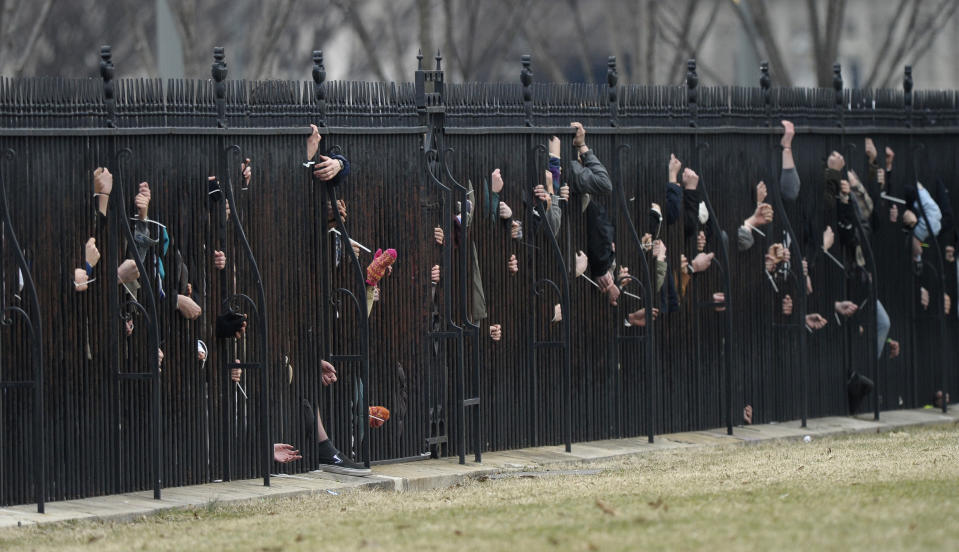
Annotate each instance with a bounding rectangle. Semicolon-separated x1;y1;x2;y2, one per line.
328;154;351;186
665;182;681;225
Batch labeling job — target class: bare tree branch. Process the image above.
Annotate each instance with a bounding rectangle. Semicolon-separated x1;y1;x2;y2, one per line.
658;30;728;86
820;0;847;86
11;0;54;76
876;0;923;88
331;0;388;81
863;0;910;88
248;0;298;80
602;1;628;83
466;1;525;80
743;0;793;86
879;0;959;87
123;0;158;77
666;0;700;83
806;0;824;75
516;1;568;83
644;0;657;82
566;0;596;82
417;0;434;66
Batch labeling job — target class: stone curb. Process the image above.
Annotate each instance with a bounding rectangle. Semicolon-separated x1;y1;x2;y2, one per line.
1;406;956;529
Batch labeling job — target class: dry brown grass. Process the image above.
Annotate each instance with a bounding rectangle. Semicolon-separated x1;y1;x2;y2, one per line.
4;423;959;551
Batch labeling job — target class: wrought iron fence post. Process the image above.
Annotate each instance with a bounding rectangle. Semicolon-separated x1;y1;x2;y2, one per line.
521;55;533;127
101;45;163;500
902;66;948;414
310;49;333;467
761;61;810;427
212;48;273;485
213;47;234;483
834;63;845;425
903;65;920;407
312;51;327;127
687;59;734;435
607;53;656;444
418;49;457;460
100;46;116;128
520;54;573;452
213;48;227;128
607;57;618;127
0;148;45;513
834;64;882;421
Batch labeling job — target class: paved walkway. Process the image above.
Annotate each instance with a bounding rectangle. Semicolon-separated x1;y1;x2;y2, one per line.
2;406;956;529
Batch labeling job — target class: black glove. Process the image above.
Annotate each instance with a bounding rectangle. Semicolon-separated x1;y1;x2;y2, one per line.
216;312;246;339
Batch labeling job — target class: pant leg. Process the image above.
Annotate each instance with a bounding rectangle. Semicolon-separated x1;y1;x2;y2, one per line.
469;243;488;322
876;299;890;359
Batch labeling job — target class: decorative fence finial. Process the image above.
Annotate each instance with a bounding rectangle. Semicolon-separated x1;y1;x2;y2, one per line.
832;63;843;126
414;47;444;114
760;61;771;118
312;50;327;126
904;65;913;108
607;56;618;126
832;62;843;106
904;65;913;128
212;47;228;128
521;54;533;127
99;45;116;128
686;59;698;127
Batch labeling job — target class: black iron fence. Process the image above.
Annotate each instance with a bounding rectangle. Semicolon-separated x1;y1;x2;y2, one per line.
1;47;957;511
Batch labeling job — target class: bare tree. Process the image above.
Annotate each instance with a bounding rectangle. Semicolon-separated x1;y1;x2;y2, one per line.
0;0;56;76
736;0;959;89
657;0;725;84
863;0;959;88
441;0;526;81
733;0;796;86
245;0;300;79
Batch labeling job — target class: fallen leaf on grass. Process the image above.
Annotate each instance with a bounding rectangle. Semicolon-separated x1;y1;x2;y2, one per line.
595;499;618;516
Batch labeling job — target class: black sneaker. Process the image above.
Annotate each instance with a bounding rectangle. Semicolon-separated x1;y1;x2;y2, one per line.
315;439;370;476
317;452;371;476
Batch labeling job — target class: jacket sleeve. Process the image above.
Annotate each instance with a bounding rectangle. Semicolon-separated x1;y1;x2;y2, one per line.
568;150;612;196
737;225;755;252
823;167;842;213
682;185;704;238
851;181;874;222
665;182;681;225
781;167;801;202
655;257;667;293
327;153;351;186
545;195;562;237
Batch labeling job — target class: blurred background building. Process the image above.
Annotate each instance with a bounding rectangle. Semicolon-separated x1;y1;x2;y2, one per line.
1;0;956;90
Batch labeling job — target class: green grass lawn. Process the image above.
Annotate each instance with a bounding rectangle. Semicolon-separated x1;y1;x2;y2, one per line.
4;423;959;551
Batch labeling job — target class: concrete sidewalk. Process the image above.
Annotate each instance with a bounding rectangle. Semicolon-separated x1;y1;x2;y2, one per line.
2;406;956;529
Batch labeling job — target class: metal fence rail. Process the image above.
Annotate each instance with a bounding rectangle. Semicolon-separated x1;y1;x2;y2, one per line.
1;46;957;510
